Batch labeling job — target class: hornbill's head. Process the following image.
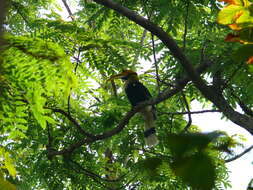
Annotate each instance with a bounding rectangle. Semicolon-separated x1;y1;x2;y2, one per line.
107;70;138;82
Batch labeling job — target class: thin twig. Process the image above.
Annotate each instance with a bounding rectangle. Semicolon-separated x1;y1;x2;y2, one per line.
67;95;71;115
47;123;53;148
159;109;220;115
74;47;81;73
49;108;96;139
88;89;102;102
70;159;121;183
225;145;253;163
110;80;118;97
68;47;82;115
183;0;190;51
181;92;192;132
61;0;75;21
68;160;110;189
169;114;174;133
230;90;253;117
151;34;160;94
199;39;209;64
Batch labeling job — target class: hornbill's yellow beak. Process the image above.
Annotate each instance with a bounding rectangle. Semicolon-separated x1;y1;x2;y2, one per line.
107;70;137;82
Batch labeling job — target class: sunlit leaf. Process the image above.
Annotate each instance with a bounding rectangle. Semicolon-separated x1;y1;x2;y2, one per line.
4;153;16;177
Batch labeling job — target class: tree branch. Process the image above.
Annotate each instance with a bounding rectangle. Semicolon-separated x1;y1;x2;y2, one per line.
230;90;253;117
199;39;209;64
181;93;192;132
225;144;253;163
151;34;160;94
68;159;111;189
47;123;53;148
61;0;75;21
70;159;122;183
159;109;220;115
0;0;7;37
183;0;190;50
50;108;96;139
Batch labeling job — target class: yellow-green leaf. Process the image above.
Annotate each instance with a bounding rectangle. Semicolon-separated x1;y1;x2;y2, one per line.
217;5;245;25
4;152;16;177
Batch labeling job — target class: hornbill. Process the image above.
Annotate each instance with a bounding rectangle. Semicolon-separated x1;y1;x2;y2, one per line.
108;70;158;146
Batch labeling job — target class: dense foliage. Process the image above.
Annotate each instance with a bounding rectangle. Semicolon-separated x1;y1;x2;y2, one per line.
1;0;253;189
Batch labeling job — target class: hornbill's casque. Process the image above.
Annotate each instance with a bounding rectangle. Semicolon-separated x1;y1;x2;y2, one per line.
108;70;158;147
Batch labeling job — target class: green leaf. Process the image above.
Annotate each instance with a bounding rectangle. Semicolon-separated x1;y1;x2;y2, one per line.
44;116;56;124
165;132;222;158
136;157;164;181
9;130;28;139
171;152;216;190
4;152;16;177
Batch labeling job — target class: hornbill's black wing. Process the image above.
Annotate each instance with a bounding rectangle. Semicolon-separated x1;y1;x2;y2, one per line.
125;81;152;107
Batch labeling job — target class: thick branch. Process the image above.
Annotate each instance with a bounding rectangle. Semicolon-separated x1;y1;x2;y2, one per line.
0;0;7;36
92;0;253;135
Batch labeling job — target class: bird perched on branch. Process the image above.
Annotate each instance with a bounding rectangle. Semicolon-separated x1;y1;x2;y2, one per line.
108;70;158;147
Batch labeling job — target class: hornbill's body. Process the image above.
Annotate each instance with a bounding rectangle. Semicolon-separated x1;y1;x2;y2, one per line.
108;70;158;146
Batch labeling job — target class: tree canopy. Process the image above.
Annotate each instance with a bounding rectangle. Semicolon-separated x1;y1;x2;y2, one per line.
1;0;253;189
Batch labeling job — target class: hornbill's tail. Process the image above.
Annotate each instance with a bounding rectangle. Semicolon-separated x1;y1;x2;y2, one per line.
141;105;158;147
